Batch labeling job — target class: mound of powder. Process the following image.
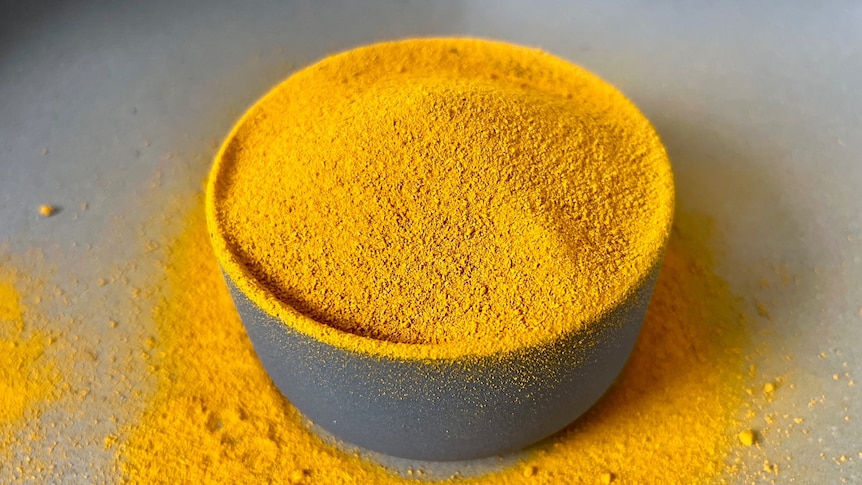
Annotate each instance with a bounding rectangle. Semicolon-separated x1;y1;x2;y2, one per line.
208;38;673;352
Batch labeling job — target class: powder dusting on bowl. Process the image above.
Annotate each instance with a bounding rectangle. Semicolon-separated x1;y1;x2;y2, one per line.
207;38;674;360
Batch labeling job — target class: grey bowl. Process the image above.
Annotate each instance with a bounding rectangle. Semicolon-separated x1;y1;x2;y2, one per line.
222;264;660;461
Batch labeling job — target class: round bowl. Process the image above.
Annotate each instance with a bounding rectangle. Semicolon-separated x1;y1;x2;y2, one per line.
206;38;674;461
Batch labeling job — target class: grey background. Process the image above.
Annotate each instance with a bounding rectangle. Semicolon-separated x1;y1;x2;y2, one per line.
1;1;860;482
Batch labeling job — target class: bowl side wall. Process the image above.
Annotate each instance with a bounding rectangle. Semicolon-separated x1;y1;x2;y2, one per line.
225;264;659;461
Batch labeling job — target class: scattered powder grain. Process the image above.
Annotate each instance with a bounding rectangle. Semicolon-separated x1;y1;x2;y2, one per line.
207;38;674;358
0;268;57;427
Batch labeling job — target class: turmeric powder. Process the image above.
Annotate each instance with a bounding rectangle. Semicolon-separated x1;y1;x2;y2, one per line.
38;205;56;217
121;197;748;484
0;39;755;484
0;158;751;485
207;38;674;357
0;271;56;426
0;265;59;468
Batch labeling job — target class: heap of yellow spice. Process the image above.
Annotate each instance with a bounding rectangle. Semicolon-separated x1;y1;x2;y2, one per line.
0;265;61;479
0;268;57;428
121;39;744;484
207;38;674;357
0;39;769;485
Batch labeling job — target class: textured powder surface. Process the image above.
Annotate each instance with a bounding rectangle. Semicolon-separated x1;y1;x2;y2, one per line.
121;198;748;484
0;265;61;483
207;38;674;355
122;201;394;484
0;269;56;427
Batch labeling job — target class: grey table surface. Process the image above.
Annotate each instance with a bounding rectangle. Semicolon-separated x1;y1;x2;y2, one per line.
1;1;861;483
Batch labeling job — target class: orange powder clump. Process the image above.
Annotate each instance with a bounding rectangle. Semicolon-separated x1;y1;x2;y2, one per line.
38;205;56;217
120;199;748;484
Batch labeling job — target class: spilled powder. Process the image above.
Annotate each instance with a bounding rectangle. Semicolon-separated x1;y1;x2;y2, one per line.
0;268;57;427
208;38;674;355
0;264;61;480
119;197;750;484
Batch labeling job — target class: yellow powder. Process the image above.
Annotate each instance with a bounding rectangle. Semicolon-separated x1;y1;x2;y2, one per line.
0;277;22;321
120;198;748;484
499;211;749;483
0;267;57;433
207;38;674;358
121;199;394;484
739;429;757;447
38;205;55;217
